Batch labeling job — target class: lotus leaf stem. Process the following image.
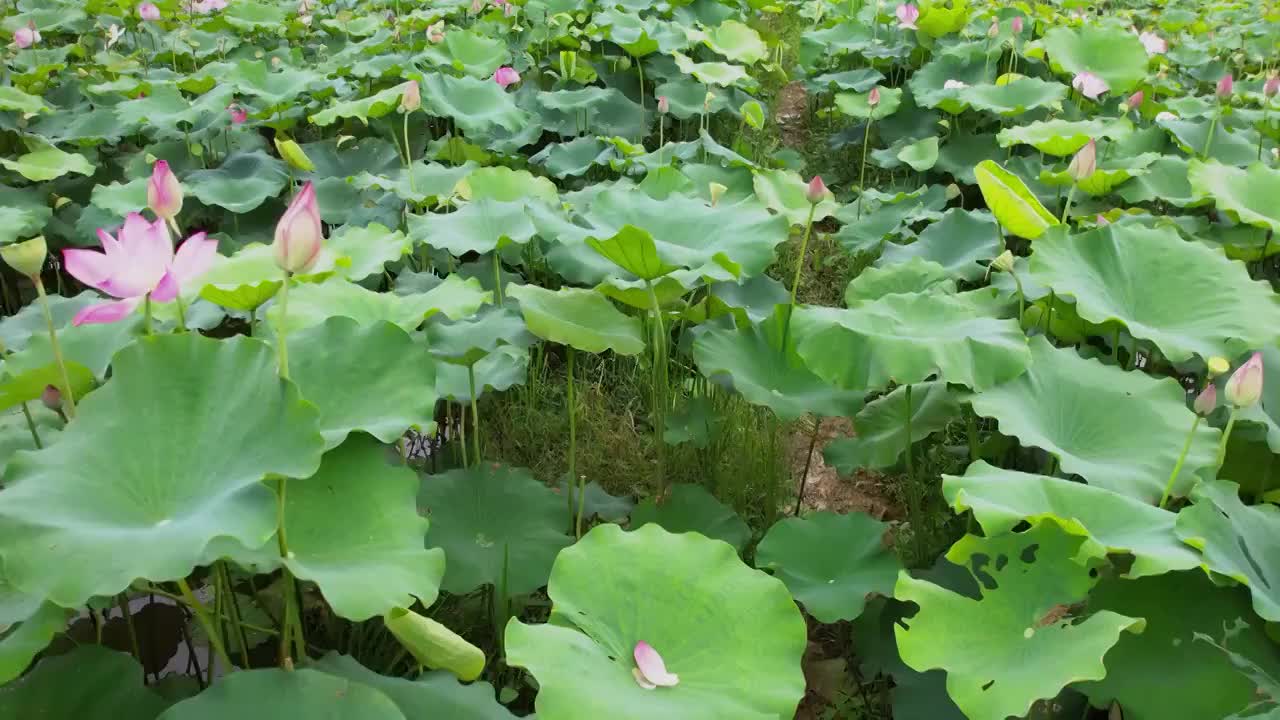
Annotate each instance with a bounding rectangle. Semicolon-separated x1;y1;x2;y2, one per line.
780;203;818;355
35;278;77;418
19;403;41;449
1160;415;1201;509
176;577;236;676
1216;408;1239;469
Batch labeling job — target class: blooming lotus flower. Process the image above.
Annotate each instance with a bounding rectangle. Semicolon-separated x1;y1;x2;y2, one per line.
656;95;669;114
1072;71;1109;100
1217;74;1233;100
1011;16;1024;34
1194;384;1218;416
147;160;183;228
504;2;516;16
13;23;40;49
896;4;919;29
273;182;323;274
399;80;421;113
943;79;969;90
1138;31;1167;55
633;642;678;690
138;3;161;20
868;87;881;107
427;21;445;43
805;176;829;205
64;214;217;325
1225;352;1263;407
470;0;483;12
987;20;999;38
493;66;520;89
1067;139;1097;181
228;104;247;124
191;0;228;14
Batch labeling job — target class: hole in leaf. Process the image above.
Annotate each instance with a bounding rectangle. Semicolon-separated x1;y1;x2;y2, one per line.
1019;543;1040;564
981;680;995;691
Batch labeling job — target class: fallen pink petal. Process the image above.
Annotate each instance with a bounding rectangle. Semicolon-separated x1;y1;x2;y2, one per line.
634;641;679;688
1071;71;1108;100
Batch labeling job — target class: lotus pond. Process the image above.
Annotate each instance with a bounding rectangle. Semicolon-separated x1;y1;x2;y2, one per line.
0;0;1278;718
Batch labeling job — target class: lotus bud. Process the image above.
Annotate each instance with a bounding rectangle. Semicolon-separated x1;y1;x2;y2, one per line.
805;176;828;205
399;80;421;113
41;384;64;413
138;3;161;21
0;236;47;278
228;104;247;124
1225;352;1263;407
1265;75;1280;99
273;181;323;274
470;0;483;12
1193;384;1217;416
493;66;520;89
1126;90;1144;111
1216;73;1233;101
1067;139;1097;181
13;23;40;49
147;160;183;224
708;182;727;207
1095;214;1110;226
1207;356;1230;379
868;87;881;107
656;95;669;114
991;249;1015;273
1011;16;1024;34
987;20;999;38
1072;71;1109;100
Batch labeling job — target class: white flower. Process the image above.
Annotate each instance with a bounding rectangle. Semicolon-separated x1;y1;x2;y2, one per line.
106;24;125;49
1138;31;1167;55
943;79;969;90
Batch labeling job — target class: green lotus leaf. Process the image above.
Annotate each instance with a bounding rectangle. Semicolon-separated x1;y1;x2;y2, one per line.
311;653;517;720
755;511;899;623
1028;224;1280;362
825;382;963;473
944;460;1199;578
631;484;751;552
442;29;511;78
0;138;92;182
692;322;865;421
456;166;559;204
407;200;535;257
506;284;644;355
284;318;437;448
997;117;1134;156
435;344;528;402
0;335;324;608
0;573;69;685
326;224;412;283
221;0;288;29
916;0;970;37
0;646;170;719
964;77;1067;116
1188;161;1280;234
270;276;489;334
797;292;1030;392
672;53;749;87
421;73;528;135
227;60;324;108
906;42;997;111
878;209;1000;282
971;337;1218;503
530;137;613;179
309;85;405;127
1177;480;1280;623
185;151;289;214
805;68;885;93
89;177;149;218
1039;152;1160;196
896;136;939;171
558;477;635;523
351;161;477;206
1079;572;1280;720
195;242;322;312
699;20;768;64
663;396;723;450
159;668;404;719
835;86;904;120
751;168;840;225
419;464;571;595
0;292;97;352
895;522;1143;720
599;10;660;56
1116;155;1201;207
383;607;485;681
424;306;533;367
651;79;733;120
0;188;51;248
1162;118;1262;166
844;257;955;306
505;523;807;720
1043;25;1149;94
586;225;679;281
974;160;1059;240
853;595;966;720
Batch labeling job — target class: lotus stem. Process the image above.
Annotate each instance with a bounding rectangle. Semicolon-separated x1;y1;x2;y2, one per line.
176;577;235;675
275;477;305;667
568;348;584;537
20;403;41;449
645;280;668;499
1010;271;1025;323
117;593;143;665
276;273;291;380
35;278;77;418
144;293;154;337
1160;415;1202;509
175;296;188;333
857;119;874;218
1202;113;1218;159
1260;108;1269;161
965;407;980;461
903;384;923;559
780;203;818;355
1216;408;1239;468
218;561;250;665
492;253;503;305
1060;184;1077;224
468;363;481;464
793;416;821;516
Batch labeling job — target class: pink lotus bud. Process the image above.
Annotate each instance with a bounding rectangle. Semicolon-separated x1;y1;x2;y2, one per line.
1067;139;1097;181
504;2;516;16
1138;31;1167;55
1011;17;1024;34
1126;90;1144;111
1095;214;1110;226
138;3;161;20
228;104;247;124
41;384;62;411
1216;73;1234;100
895;4;919;29
13;23;39;49
1193;384;1217;416
273;182;323;274
147;160;183;223
1072;71;1109;100
805;176;829;205
399;81;421;113
1225;352;1263;407
868;87;881;107
656;95;669;114
633;642;679;689
1265;75;1279;99
493;66;520;89
987;20;1000;38
470;0;483;12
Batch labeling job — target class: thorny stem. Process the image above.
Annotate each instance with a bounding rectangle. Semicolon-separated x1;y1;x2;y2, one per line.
793;417;821;515
1203;112;1219;159
1160;415;1202;509
144;294;154;337
36;278;77;418
404;111;416;194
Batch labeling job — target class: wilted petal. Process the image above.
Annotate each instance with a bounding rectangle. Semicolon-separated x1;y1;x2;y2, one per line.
72;297;142;326
634;641;679;687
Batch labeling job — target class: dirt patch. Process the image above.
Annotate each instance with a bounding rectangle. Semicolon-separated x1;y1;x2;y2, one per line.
775;81;809;150
789;417;901;520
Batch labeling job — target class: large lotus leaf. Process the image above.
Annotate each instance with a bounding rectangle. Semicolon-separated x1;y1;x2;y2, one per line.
672;53;749;87
844;257;955;307
0;646;170;719
226;60;324;107
0;292;98;352
270;276;489;334
971;338;1218;503
1177;480;1280;623
0;139;93;182
698;20;767;64
878;209;1001;282
907;42;997;111
419;464;571;596
896;136;940;171
1116;156;1201;207
916;0;970;36
997;117;1134;156
895;522;1143;720
185;151;289;214
158;668;404;720
825;382;963;473
0;573;69;685
692;323;865;421
963;77;1067;116
630;484;751;552
505;523;807;720
327;224;412;283
0;187;50;247
796;293;1030;392
311;654;517;720
1188;161;1280;234
309;85;404;127
456;167;559;204
1028;224;1280;362
1043;25;1148;94
0;335;323;608
944;461;1199;579
1039;152;1160;196
0;86;48;115
505;284;644;355
407;200;535;256
835;86;904;121
442;29;510;77
0;313;139;398
421;73;527;135
585;225;680;281
1162;118;1262;167
284;318;437;449
974;160;1059;240
531;137;613;178
351;161;476;206
751;168;840;225
1079;572;1280;720
755;511;899;623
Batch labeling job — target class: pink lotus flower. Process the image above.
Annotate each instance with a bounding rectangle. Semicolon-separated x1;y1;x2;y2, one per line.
1067;139;1097;181
273;182;323;274
147;160;183;228
1225;352;1263;408
1217;73;1233;100
1095;214;1110;226
1011;16;1024;34
1126;90;1144;111
1072;71;1109;100
987;20;999;38
493;66;520;89
191;0;228;14
895;4;919;29
656;95;669;114
633;641;679;690
1194;384;1217;416
13;23;40;49
1266;75;1280;99
399;81;421;113
228;104;247;124
805;176;828;205
64;214;218;325
1138;31;1167;55
138;3;161;20
427;21;445;43
868;87;881;107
